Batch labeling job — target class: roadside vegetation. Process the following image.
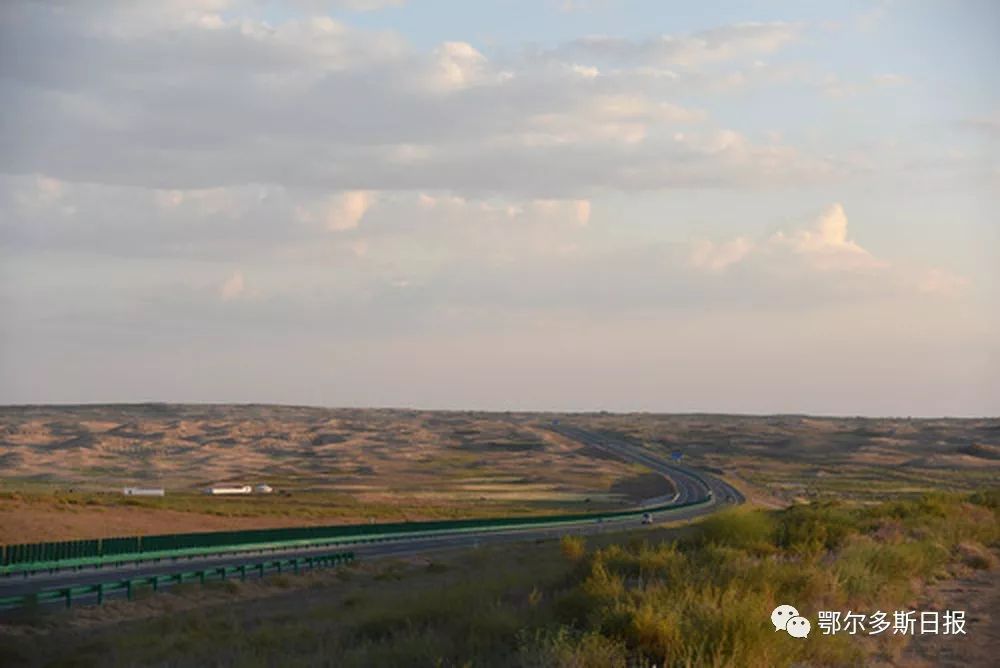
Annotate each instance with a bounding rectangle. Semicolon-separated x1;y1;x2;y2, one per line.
0;471;665;543
0;486;621;545
3;488;996;667
0;487;584;523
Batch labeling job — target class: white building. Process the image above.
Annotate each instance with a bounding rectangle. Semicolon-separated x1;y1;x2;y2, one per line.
203;485;252;495
123;487;165;497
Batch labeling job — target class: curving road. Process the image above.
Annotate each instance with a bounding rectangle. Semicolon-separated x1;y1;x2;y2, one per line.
0;425;743;608
548;424;745;508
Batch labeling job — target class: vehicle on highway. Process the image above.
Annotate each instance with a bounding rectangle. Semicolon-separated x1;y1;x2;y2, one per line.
641;512;653;525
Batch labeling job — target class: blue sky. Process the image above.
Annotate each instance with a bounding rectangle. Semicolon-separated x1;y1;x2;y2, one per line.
0;0;996;415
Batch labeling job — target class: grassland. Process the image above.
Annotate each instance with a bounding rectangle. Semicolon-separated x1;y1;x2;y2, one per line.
1;489;996;667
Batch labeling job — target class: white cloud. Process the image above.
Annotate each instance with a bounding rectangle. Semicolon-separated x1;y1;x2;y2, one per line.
688;204;967;298
415;192;590;228
417;192;465;209
34;176;65;202
689;237;754;272
220;270;245;300
297;191;375;231
13;175;76;216
522;199;593;225
0;3;991;415
329;191;374;230
429;41;489;91
570;63;600;78
590;95;703;123
151;187;245;216
690;202;875;273
288;0;407;12
770;203;883;270
521;112;648;145
0;4;835;196
562;22;802;68
154;190;186;208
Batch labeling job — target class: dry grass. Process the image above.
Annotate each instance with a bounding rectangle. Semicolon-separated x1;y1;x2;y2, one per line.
3;406;995;542
2;490;995;668
0;405;666;542
568;413;1000;504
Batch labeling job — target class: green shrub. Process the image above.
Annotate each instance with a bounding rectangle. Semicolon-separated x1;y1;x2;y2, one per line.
969;488;1000;509
775;502;855;554
693;508;776;551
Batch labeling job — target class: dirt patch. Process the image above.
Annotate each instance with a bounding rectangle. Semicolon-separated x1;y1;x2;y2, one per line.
897;564;999;667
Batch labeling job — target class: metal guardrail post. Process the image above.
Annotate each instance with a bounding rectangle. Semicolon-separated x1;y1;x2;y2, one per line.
0;550;359;611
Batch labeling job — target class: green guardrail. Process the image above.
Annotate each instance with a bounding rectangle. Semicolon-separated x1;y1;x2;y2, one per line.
1;495;714;576
0;551;355;611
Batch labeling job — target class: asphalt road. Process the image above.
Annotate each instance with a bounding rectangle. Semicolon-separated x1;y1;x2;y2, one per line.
548;424;745;507
0;425;744;606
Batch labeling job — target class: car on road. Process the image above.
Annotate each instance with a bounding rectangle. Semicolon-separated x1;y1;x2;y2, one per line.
641;512;653;525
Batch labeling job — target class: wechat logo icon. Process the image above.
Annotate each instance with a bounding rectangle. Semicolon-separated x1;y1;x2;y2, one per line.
771;604;811;638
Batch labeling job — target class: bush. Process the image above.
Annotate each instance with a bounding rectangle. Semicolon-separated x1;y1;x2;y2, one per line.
693;508;776;551
560;535;586;562
518;628;628;668
969;488;1000;510
776;502;855;554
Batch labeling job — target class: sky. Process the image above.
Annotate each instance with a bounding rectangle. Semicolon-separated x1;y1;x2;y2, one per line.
0;0;997;416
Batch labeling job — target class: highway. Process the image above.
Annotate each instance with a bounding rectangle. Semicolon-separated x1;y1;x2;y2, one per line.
547;424;745;508
0;425;744;608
